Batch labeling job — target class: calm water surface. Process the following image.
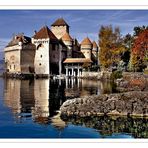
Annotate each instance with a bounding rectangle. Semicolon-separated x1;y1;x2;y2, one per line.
0;78;147;138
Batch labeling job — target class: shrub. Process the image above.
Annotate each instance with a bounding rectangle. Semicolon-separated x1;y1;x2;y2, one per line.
144;69;148;75
111;70;123;80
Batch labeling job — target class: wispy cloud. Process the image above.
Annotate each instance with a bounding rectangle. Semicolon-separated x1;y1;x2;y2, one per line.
0;10;148;44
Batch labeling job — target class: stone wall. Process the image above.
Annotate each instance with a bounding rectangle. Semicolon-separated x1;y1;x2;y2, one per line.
4;45;21;73
81;71;112;80
51;26;68;39
33;39;50;75
60;91;148;117
81;71;102;79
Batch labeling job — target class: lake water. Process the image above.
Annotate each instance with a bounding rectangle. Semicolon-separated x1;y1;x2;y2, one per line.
0;78;147;138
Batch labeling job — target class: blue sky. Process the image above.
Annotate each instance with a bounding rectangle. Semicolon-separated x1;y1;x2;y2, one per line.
0;10;148;51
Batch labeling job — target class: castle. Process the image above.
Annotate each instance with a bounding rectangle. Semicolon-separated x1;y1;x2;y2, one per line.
4;18;99;78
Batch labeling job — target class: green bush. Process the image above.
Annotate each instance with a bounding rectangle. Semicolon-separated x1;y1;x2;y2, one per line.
144;69;148;75
111;70;123;80
90;65;100;72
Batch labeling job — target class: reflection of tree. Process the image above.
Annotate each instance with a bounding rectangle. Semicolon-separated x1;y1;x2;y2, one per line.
61;116;148;138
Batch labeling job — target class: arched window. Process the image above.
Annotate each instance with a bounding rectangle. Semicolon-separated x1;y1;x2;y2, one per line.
37;44;43;50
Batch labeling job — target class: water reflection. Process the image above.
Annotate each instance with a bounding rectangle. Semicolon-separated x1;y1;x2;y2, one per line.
4;79;66;125
61;116;148;138
4;78;114;117
4;79;35;116
65;78;114;99
3;78;115;126
3;78;147;138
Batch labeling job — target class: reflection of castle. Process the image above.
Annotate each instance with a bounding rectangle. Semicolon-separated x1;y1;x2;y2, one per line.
64;78;113;98
4;79;66;127
4;79;35;115
4;18;99;77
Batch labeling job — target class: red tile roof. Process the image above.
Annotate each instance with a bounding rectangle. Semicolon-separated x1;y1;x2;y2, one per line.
92;41;98;48
32;26;58;40
51;18;69;27
62;32;73;41
63;58;92;63
81;37;92;45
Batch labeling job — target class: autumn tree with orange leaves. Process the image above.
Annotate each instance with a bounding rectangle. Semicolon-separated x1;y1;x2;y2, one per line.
130;28;148;72
99;25;127;70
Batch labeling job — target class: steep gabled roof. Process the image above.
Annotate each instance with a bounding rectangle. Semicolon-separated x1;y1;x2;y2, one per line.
92;41;98;48
61;32;73;41
81;37;92;45
32;26;58;40
6;34;31;47
51;18;69;27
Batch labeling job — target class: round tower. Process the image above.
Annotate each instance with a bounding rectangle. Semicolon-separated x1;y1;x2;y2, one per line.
80;37;92;59
62;32;73;58
92;41;98;58
92;41;98;65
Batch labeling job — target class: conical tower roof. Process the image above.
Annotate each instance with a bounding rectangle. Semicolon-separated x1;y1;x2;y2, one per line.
92;41;98;48
81;37;92;45
61;32;73;41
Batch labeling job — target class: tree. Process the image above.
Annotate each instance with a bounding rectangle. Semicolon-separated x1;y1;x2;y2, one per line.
121;33;133;70
99;25;126;70
133;26;148;36
131;28;148;72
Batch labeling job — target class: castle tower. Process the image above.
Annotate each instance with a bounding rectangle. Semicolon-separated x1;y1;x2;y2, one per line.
80;37;92;59
32;26;59;76
61;32;73;58
51;18;69;39
92;41;98;64
4;34;35;74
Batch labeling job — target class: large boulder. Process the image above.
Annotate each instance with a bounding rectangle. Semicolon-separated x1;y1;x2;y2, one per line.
60;91;148;117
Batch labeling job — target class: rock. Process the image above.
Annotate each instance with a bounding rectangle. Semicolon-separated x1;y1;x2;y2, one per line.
116;72;148;92
60;91;148;117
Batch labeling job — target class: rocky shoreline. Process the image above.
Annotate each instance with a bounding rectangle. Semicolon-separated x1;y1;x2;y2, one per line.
60;91;148;117
116;72;148;92
60;72;148;118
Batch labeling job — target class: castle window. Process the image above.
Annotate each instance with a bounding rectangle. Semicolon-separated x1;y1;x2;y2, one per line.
52;44;56;51
39;63;41;66
14;65;15;70
10;65;11;69
40;55;42;58
37;44;42;50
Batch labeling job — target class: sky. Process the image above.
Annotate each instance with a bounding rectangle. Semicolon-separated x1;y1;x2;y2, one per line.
0;10;148;53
